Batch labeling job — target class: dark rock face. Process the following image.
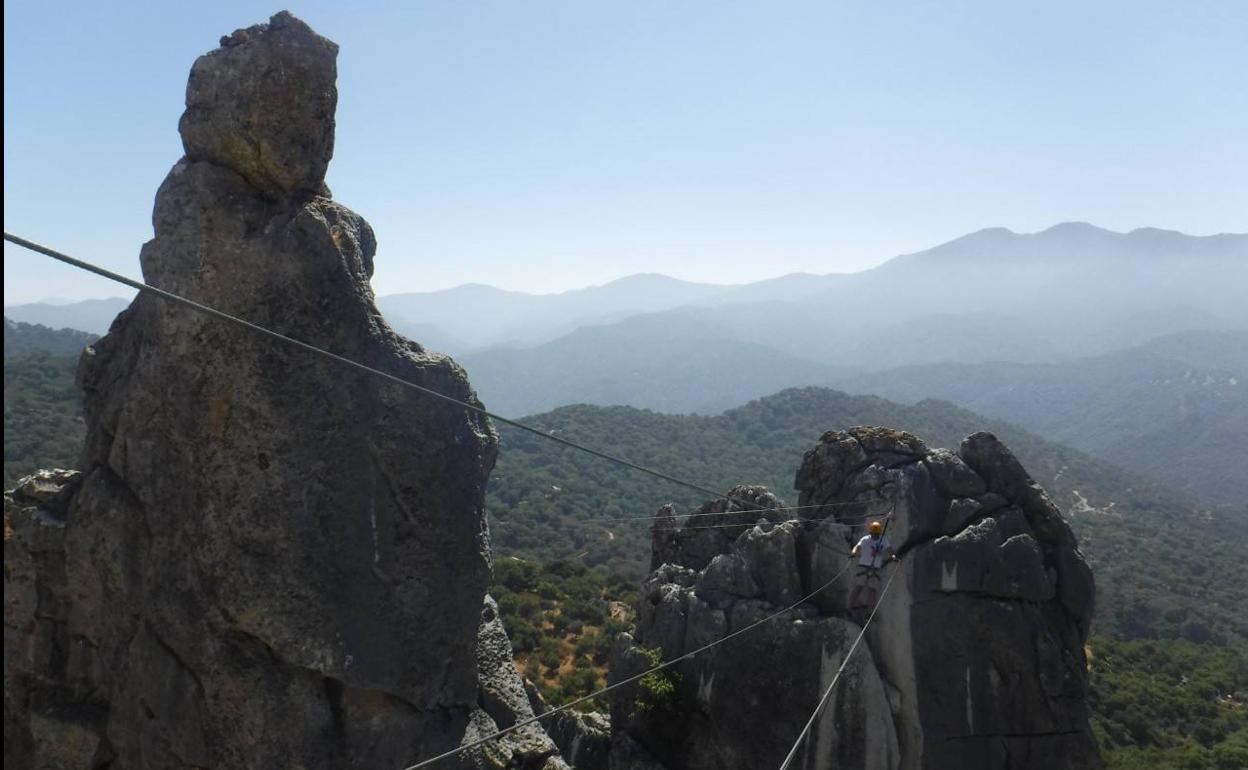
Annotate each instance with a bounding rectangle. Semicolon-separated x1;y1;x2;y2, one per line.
545;708;612;770
3;13;556;770
5;471;87;769
611;485;898;770
613;426;1099;770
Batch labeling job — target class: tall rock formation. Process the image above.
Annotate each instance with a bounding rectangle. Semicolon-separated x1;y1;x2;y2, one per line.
611;427;1100;770
4;13;563;770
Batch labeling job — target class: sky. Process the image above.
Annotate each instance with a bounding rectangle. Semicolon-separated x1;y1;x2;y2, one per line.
4;1;1246;304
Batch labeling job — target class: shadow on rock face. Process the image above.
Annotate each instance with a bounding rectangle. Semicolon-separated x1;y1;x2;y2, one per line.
610;426;1100;770
2;12;570;770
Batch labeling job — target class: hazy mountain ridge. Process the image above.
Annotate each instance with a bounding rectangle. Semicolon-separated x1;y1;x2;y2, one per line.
2;298;130;336
12;223;1243;355
459;310;846;415
378;273;729;351
421;223;1243;357
10;225;1245;505
834;331;1248;504
435;225;1246;424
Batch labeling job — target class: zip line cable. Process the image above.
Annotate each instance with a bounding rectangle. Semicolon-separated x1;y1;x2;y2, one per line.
7;232;907;768
776;566;900;770
490;507;890;534
493;509;894;581
506;498;891;526
490;510;894;559
578;504;885;526
401;559;859;770
4;232;804;516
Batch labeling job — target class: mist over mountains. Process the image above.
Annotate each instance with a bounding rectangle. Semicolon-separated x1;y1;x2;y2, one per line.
7;222;1244;506
8;222;1243;346
837;330;1248;505
374;222;1245;359
2;297;129;336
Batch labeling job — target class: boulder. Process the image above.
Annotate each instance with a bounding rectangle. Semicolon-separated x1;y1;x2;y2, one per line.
923;448;987;499
547;709;611;770
180;11;337;197
731;520;802;606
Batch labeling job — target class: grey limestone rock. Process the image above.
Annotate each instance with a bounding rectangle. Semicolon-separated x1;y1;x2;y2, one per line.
180;11;337;197
730;520;803;606
3;13;559;770
650;485;789;573
923;447;988;499
611;489;900;770
697;553;760;600
548;709;612;770
5;471;101;770
473;596;564;768
615;426;1099;770
797;516;856;613
608;732;670;770
960;432;1096;637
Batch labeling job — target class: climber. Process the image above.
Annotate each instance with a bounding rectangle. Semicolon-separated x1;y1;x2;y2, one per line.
849;520;897;609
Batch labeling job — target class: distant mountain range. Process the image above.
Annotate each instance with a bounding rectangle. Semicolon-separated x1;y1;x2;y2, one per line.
376;273;730;352
7;223;1245;505
381;222;1246;358
458;311;847;416
462;326;1247;505
8;223;1244;348
2;298;129;336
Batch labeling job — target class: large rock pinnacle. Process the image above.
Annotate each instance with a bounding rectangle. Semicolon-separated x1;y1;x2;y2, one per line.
4;13;564;770
613;427;1100;770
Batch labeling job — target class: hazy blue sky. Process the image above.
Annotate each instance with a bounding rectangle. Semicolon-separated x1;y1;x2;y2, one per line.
4;0;1246;303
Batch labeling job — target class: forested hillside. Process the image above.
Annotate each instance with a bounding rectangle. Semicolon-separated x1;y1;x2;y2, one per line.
3;352;83;486
4;318;97;357
7;348;1242;646
485;388;1247;645
6;344;1245;769
836;330;1248;504
1089;638;1247;769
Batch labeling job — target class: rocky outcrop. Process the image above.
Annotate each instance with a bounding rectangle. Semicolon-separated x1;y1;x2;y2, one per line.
469;597;569;769
5;471;88;769
612;426;1099;770
543;706;612;770
3;13;558;769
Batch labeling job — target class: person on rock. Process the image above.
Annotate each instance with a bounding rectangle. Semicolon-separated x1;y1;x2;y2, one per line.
849;520;896;609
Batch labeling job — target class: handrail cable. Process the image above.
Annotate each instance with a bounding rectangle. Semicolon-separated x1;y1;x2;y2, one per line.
4;232;819;517
5;232;902;768
490;508;890;534
401;558;858;769
518;499;891;526
776;566;900;770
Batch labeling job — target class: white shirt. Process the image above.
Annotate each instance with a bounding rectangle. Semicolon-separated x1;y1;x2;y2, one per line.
855;534;891;568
